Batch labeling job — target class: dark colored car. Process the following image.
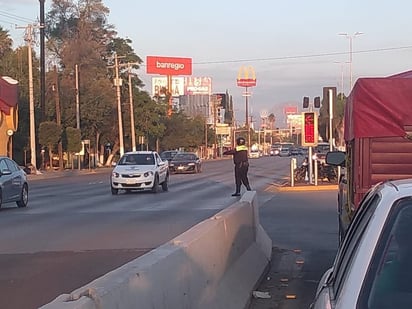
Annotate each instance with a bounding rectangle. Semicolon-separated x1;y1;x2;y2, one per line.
160;150;178;164
169;152;202;174
0;156;29;208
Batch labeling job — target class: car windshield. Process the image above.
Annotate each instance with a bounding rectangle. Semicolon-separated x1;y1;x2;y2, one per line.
316;143;332;154
118;154;155;166
160;151;177;160
173;153;196;161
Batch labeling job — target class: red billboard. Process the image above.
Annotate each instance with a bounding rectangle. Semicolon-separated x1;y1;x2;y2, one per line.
146;56;192;76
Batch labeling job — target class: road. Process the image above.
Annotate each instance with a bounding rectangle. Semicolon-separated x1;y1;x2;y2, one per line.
0;155;337;309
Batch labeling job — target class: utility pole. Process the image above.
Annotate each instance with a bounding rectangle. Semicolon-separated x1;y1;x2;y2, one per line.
213;96;217;158
18;24;37;169
75;64;80;130
114;53;124;156
39;0;46;121
75;64;81;170
128;63;136;152
53;66;64;170
109;59;138;155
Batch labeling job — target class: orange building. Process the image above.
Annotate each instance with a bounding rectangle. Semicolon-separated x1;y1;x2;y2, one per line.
0;76;19;156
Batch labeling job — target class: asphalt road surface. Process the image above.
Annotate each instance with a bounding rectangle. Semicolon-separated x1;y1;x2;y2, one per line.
0;155;338;309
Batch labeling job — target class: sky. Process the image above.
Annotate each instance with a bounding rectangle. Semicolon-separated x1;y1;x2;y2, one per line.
1;0;412;126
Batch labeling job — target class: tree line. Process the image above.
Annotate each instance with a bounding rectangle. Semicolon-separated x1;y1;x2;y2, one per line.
0;0;215;169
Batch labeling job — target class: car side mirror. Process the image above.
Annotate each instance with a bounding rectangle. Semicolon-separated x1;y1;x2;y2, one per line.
325;151;346;167
0;169;12;176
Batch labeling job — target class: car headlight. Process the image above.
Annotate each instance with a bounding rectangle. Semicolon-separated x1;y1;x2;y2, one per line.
188;163;195;166
312;154;318;160
112;172;119;178
144;171;154;177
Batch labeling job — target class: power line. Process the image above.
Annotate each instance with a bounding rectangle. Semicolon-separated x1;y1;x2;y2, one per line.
0;10;36;24
141;45;412;68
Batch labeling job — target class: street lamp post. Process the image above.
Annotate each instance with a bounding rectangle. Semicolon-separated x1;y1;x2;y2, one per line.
334;61;349;98
245;86;250;149
339;32;363;91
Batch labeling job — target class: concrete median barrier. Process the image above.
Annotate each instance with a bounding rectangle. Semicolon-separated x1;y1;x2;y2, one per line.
40;191;272;309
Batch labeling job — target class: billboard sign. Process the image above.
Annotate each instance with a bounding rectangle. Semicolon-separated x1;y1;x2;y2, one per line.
284;106;298;115
146;56;192;76
184;77;212;95
237;65;257;87
152;77;184;97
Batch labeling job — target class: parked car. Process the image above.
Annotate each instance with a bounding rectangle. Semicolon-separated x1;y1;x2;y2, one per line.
110;151;169;194
0;156;28;208
168;152;202;174
310;179;412;309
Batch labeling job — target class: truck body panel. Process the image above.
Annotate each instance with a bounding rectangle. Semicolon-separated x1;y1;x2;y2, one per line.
338;75;412;237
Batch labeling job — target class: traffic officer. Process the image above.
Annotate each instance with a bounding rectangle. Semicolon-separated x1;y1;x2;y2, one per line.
223;136;252;196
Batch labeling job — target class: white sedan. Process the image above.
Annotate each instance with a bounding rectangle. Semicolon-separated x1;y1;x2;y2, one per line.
110;151;169;194
311;179;412;309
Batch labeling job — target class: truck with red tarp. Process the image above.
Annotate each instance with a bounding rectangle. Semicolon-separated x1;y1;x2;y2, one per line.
326;74;412;241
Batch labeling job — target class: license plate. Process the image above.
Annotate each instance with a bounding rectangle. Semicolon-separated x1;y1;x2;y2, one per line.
125;179;137;184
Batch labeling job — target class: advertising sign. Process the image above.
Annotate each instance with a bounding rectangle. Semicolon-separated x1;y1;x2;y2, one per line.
284;106;298;115
146;56;192;76
152;77;184;97
184;77;212;95
237;65;257;87
302;112;319;147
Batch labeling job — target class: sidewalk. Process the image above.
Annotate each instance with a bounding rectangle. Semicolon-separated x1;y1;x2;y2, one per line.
26;166;111;181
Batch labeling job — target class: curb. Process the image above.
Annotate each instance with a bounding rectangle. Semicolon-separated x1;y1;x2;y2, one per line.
277;184;338;192
265;183;338;192
27;168;111;181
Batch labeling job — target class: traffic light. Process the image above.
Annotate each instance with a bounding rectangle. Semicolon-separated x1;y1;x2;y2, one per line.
314;96;321;108
303;96;309;108
302;112;318;147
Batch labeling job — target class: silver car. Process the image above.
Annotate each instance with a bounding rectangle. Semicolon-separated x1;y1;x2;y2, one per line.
311;179;412;309
0;156;28;208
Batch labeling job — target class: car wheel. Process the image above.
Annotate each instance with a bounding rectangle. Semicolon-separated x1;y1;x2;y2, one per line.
16;183;28;208
111;186;118;195
161;174;169;192
151;175;159;193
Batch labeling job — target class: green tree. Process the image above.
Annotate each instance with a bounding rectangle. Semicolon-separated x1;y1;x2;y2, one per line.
0;26;13;60
161;112;205;151
65;127;82;169
0;27;41;164
39;121;62;168
46;0;163;166
319;92;345;146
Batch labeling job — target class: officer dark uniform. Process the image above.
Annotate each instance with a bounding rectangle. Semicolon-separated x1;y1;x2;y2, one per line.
223;137;252;196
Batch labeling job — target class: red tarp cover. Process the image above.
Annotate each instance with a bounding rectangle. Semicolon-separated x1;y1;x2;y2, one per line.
0;76;18;115
344;77;412;140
